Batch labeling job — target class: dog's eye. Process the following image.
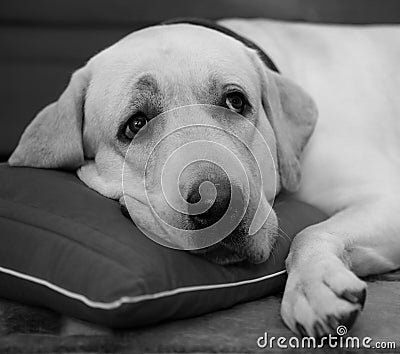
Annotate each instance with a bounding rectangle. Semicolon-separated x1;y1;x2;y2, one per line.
125;113;148;139
225;92;246;114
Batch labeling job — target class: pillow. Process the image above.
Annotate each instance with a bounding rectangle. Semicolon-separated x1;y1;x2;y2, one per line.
0;164;327;328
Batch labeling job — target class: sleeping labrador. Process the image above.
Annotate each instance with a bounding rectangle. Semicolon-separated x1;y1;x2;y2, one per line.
8;18;400;337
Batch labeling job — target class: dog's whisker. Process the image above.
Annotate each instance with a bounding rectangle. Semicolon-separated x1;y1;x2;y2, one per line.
263;221;292;243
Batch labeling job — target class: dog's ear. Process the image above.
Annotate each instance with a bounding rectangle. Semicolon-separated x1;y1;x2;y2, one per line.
262;71;318;193
8;67;90;170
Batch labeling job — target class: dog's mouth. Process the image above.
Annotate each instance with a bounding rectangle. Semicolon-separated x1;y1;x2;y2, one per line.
122;202;249;264
121;200;274;265
190;243;248;265
188;216;258;265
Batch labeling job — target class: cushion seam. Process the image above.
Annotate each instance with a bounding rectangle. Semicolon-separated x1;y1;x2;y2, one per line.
0;264;286;310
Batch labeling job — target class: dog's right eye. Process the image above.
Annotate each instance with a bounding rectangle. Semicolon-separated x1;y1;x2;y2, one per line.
225;91;247;114
125;113;148;139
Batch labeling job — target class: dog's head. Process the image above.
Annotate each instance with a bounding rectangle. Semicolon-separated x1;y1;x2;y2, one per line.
9;23;317;265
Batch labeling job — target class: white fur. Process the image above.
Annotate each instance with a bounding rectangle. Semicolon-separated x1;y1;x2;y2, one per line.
222;18;400;336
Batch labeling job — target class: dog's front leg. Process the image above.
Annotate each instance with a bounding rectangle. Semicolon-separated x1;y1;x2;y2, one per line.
281;201;400;337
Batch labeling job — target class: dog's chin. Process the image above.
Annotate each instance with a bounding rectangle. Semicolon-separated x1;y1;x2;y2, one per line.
191;244;248;265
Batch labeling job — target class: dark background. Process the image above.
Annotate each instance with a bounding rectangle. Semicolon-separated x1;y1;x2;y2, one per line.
1;0;400;161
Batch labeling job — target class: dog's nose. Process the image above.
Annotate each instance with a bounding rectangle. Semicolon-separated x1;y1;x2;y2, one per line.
186;175;231;229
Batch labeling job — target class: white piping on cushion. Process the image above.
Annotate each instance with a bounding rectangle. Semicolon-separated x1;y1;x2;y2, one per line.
0;265;286;310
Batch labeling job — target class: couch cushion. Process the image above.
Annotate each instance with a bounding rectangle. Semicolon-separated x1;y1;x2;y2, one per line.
0;164;327;328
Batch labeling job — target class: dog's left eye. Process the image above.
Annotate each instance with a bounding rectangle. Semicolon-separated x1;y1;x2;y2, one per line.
225;92;246;114
125;113;148;139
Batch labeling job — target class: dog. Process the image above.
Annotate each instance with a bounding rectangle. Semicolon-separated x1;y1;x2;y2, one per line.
8;18;400;337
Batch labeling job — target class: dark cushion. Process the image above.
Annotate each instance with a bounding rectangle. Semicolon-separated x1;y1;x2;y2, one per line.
0;164;327;328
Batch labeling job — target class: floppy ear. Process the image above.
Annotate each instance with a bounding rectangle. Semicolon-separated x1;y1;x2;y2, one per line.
8;67;90;170
262;71;318;193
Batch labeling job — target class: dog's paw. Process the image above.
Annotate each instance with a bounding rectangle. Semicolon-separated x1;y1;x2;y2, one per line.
281;256;367;338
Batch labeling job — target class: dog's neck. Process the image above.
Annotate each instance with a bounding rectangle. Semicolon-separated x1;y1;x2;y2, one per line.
161;18;280;74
